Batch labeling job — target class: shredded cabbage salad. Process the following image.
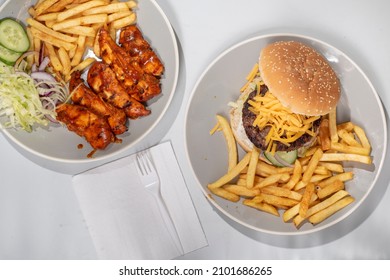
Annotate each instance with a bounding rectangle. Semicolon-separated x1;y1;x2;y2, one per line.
0;61;69;132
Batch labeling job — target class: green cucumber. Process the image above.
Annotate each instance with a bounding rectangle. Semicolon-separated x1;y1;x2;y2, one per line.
0;43;22;65
0;18;30;53
264;150;298;167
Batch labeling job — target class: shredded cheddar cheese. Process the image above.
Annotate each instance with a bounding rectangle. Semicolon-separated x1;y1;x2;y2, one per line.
248;89;320;152
240;63;259;92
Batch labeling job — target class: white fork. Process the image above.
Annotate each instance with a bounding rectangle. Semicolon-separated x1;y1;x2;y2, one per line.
135;151;184;255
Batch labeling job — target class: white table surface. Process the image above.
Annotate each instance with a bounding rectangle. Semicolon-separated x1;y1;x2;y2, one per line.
1;0;390;259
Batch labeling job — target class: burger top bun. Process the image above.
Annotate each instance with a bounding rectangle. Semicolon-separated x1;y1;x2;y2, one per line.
259;41;340;116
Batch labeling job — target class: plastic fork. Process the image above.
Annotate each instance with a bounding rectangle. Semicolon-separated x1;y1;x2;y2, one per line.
135;151;184;255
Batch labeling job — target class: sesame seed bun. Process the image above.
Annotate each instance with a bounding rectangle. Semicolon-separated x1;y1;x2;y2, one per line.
259;41;340;116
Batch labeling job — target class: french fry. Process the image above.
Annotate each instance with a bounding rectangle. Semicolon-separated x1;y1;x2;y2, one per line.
337;121;354;132
35;0;60;16
261;185;302;201
223;184;260;198
237;174;264;187
33;36;41;65
110;12;136;29
61;26;97;37
319;118;331;150
45;42;63;72
318;162;344;173
309;190;350;216
299;183;315;218
255;161;278;175
309;196;355;225
317;172;354;188
70;35;86;66
67;57;96;80
283;160;302;190
302;165;330;175
309;174;331;183
243;199;280;216
329;108;339;143
57;0;107;21
338;129;361;147
216;115;237;171
57;47;71;76
246;147;260;188
93;30;101;57
353;125;371;150
107;10;133;22
260;193;300;208
301;148;323;184
35;12;61;22
283;194;317;222
46;0;75;13
320;153;372;164
52;14;108;31
293;190;350;227
30;27;75;51
126;0;137;9
209;187;240;202
330;142;370;156
82;1;129;15
208;152;251;190
317;180;345;199
27;18;77;43
254;173;290;189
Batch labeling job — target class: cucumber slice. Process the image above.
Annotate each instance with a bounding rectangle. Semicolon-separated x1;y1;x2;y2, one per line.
0;43;22;65
0;18;30;53
264;150;298;167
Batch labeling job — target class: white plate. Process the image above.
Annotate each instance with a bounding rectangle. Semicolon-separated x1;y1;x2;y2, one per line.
185;33;387;235
0;0;179;164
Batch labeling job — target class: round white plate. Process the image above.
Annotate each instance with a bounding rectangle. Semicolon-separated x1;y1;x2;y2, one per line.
0;0;179;163
185;33;387;235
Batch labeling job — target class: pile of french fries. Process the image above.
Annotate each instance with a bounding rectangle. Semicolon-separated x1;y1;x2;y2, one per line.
208;109;372;228
27;0;138;81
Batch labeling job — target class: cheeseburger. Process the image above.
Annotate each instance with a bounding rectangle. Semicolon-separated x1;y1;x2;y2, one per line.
230;41;340;166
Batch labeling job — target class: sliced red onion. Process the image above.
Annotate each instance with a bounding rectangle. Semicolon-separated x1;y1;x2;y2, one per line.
39;90;55;97
274;153;294;167
39;57;50;71
31;71;56;82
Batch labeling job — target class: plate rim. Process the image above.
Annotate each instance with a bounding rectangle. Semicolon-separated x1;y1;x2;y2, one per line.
0;0;180;164
184;32;388;235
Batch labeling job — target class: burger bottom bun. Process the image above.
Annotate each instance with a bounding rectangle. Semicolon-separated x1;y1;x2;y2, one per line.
229;93;254;153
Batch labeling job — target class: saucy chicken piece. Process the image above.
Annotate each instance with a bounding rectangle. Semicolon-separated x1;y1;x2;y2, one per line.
70;71;127;135
98;28;140;89
87;61;133;108
98;28;161;102
119;25;164;76
56;103;115;150
87;61;151;119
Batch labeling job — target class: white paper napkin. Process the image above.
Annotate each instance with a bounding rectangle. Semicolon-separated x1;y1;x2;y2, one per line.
72;141;208;259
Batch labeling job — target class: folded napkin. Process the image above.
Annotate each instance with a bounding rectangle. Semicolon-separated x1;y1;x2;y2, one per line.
72;141;208;259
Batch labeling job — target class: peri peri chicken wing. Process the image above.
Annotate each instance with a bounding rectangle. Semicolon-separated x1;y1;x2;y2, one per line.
119;25;164;77
70;71;127;135
56;103;115;150
87;61;151;119
98;28;162;102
